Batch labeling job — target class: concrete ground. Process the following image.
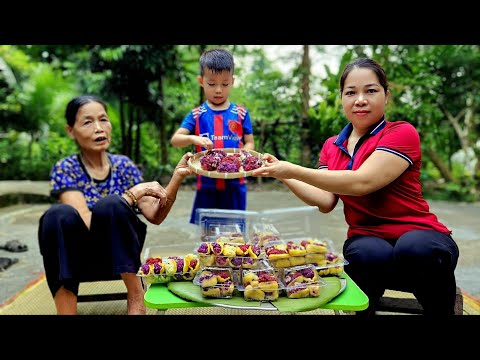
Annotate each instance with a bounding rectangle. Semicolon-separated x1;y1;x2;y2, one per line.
0;181;479;306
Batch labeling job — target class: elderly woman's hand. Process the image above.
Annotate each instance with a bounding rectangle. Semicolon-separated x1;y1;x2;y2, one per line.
174;152;194;177
134;181;168;207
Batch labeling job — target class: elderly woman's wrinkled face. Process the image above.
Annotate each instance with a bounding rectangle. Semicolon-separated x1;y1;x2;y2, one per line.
67;101;112;152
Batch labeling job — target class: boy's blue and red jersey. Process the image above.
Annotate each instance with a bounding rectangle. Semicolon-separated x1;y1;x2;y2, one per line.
179;101;253;191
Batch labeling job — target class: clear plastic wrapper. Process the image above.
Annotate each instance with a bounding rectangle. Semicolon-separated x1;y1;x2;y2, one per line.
143;244;197;261
195;206;340;249
278;264;327;299
259;206;324;241
195;239;263;269
237;268;283;302
137;253;200;284
195;208;258;241
315;252;349;277
264;238;342;268
251;222;282;247
194;267;235;298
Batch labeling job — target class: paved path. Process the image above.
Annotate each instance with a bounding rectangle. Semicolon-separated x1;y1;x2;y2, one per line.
1;181;479;306
0;180;52;197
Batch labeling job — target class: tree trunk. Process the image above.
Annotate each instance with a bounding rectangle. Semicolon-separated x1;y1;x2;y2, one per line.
158;75;168;166
444;107;469;155
300;45;311;166
424;148;455;182
134;107;141;164
119;99;126;154
126;104;134;158
198;45;207;105
443;93;479;195
270;119;282;159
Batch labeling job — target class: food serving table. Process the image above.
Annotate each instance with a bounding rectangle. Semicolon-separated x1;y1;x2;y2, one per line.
144;272;368;315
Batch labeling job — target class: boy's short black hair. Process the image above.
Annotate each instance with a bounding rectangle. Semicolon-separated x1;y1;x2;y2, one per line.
199;48;234;76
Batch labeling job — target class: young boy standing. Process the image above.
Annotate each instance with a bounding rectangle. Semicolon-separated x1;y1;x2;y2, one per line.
171;48;255;224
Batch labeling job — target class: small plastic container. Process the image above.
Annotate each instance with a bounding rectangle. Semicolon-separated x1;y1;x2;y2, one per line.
143;244;198;261
195;208;258;242
237;268;283;302
194;267;235;299
295;238;330;254
195;239;263;269
262;237;342;269
279;264;326;299
315;252;349;277
251;222;282;247
263;240;293;268
136;253;200;284
259;206;323;241
208;231;246;244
